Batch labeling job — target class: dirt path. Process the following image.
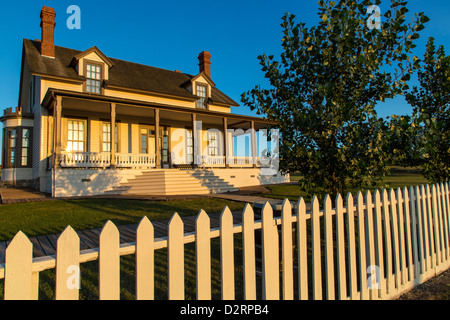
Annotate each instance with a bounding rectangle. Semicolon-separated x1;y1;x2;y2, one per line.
397;268;450;300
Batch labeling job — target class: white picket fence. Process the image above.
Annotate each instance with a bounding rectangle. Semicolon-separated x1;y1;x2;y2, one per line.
0;182;449;300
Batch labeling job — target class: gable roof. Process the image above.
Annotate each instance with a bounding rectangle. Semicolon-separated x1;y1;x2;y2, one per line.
23;39;239;107
70;46;115;68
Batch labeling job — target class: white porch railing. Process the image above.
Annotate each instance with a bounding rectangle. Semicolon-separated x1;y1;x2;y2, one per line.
115;153;156;168
228;156;255;167
201;155;226;167
60;152;110;168
58;153;263;169
59;152;156;168
200;156;261;167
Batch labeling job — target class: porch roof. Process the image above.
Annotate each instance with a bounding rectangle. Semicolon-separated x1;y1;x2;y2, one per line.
42;88;279;128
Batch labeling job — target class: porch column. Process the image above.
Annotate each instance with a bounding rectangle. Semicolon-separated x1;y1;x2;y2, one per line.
192;113;198;168
155;108;161;169
110;103;116;168
223;117;229;168
251;121;257;168
54;96;62;169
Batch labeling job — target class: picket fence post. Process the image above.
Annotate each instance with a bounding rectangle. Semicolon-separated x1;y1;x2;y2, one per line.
168;213;184;300
136;216;154;300
389;189;401;293
297;197;308;300
281;199;294;300
196;210;211;300
323;194;335;300
220;206;235;300
242;204;256;300
311;196;322;300
99;220;120;300
56;226;80;300
357;191;368;300
4;231;33;300
335;194;347;300
346;192;357;299
261;202;279;300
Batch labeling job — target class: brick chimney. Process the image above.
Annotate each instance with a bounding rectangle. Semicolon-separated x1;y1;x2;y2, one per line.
198;51;211;78
40;6;56;58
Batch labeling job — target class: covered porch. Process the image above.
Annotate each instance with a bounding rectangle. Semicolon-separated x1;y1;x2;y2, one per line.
43;89;278;171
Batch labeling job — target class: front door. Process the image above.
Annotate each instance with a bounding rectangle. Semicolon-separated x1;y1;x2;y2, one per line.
140;125;156;164
160;126;170;168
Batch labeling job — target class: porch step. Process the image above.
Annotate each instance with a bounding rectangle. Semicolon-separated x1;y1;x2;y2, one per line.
104;169;238;196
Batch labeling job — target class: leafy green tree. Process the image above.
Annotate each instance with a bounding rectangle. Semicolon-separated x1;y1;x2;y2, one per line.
405;37;450;183
385;114;423;167
242;0;428;196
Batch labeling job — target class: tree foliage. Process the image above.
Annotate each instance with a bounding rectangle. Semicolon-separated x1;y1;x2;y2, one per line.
405;37;450;183
241;0;428;196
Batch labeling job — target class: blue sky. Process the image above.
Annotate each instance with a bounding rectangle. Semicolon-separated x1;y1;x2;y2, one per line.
0;0;449;120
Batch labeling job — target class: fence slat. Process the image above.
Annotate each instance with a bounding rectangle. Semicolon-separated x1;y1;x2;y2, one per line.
364;190;377;300
220;206;235;300
261;202;279;300
297;197;308;300
5;231;33;300
242;204;256;300
426;185;436;271
432;185;442;269
56;226;80;300
414;186;425;277
324;195;335;300
168;213;184;300
99;220;120;300
373;190;385;298
403;187;414;284
196;210;211;300
438;184;448;264
382;189;394;296
440;183;450;263
136;216;154;300
346;193;357;299
389;189;401;292
335;194;347;300
281;199;294;300
396;188;407;286
421;185;431;274
357;191;368;300
311;196;322;300
445;183;450;262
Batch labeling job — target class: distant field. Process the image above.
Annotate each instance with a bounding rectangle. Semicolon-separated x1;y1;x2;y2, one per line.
261;170;429;202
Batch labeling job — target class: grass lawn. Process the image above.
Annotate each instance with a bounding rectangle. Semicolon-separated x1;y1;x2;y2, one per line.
0;197;246;242
259;170;430;202
0;196;254;300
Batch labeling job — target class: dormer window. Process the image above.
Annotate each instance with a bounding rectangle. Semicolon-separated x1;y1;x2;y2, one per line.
85;62;102;94
196;84;207;109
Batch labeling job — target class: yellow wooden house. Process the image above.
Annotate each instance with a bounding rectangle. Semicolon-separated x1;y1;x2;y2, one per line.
1;6;288;197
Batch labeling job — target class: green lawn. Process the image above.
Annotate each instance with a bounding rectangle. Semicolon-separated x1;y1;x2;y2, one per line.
259;171;430;202
0;197;245;242
0;196;252;300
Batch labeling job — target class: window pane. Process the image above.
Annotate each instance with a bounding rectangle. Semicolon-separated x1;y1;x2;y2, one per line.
21;151;28;166
10;129;16;147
